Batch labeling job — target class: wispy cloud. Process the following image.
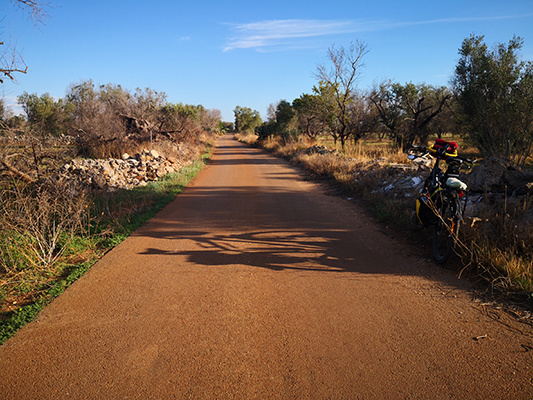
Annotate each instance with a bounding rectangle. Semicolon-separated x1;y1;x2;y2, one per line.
392;13;533;28
223;14;533;52
223;19;372;52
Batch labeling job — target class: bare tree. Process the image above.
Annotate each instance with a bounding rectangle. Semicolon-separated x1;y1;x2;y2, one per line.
1;0;51;83
315;41;369;149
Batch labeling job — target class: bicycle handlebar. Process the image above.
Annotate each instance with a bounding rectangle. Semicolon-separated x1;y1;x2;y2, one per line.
407;144;474;164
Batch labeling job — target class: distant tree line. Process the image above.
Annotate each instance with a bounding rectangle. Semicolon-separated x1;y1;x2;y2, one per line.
234;35;533;167
0;80;223;158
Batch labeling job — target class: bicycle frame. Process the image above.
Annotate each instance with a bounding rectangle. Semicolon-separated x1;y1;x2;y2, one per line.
408;142;472;263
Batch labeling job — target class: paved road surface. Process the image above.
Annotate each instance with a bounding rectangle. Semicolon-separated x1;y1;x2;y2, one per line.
1;135;532;399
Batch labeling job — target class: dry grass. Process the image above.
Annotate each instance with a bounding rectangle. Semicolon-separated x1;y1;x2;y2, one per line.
463;200;533;294
244;134;533;296
0;179;97;309
233;133;259;146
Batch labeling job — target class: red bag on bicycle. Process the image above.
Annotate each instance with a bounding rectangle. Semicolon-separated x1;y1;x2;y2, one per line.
428;139;458;159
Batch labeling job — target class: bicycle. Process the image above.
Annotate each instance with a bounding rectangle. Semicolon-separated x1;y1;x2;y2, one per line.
407;139;473;263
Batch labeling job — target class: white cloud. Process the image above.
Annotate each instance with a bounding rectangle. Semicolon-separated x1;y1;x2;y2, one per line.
223;14;533;52
223;19;372;52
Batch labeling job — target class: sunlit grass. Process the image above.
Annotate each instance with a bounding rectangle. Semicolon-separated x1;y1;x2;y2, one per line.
244;133;532;296
0;151;211;344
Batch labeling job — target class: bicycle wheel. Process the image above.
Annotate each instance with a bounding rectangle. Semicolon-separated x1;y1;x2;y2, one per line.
432;197;460;264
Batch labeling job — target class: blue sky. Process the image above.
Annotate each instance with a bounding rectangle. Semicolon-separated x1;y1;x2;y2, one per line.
1;0;532;122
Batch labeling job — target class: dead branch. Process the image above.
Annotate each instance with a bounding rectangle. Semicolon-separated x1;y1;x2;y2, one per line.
0;156;36;183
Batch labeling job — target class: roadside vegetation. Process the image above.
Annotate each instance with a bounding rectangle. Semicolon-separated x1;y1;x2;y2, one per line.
234;35;533;300
0;0;225;343
0;82;220;344
1;0;531;341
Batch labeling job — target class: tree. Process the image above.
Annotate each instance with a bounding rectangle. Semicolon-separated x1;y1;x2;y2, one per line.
370;81;451;148
392;82;450;146
256;100;298;142
315;41;369;149
452;34;533;166
0;98;9;132
345;92;379;144
1;1;50;83
18;92;72;137
159;102;203;142
233;106;262;134
369;80;403;142
292;93;329;138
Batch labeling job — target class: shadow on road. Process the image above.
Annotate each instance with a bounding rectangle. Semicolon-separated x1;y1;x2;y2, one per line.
133;184;420;277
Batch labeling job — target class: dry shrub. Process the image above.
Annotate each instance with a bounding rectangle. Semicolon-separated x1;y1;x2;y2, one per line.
295;152;357;180
462;198;533;293
0;179;92;295
233;133;258;146
259;136;307;158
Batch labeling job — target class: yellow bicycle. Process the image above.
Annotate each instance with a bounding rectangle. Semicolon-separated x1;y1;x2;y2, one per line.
408;139;473;263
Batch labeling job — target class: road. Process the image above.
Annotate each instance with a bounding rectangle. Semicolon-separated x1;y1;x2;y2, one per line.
0;135;532;399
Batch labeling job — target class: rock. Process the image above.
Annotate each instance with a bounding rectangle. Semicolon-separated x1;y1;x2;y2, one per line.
56;148;186;191
466;157;533;194
466;157;510;192
91;174;108;190
505;169;533;194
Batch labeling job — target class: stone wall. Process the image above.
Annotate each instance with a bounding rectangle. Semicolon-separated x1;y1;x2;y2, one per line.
58;149;190;191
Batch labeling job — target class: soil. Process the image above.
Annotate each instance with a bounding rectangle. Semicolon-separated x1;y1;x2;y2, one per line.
0;134;532;399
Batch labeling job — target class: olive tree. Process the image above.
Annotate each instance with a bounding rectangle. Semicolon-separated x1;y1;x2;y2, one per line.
18;92;72;137
452;34;533;166
233;106;262;134
256;100;298;142
315;41;369;149
370;81;451;148
292;93;330;138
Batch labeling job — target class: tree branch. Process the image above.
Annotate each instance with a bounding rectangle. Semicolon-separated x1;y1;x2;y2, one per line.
0;156;36;183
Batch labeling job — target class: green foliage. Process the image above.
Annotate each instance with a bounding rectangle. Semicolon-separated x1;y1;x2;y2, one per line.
220;121;234;132
311;81;344;145
275;100;295;125
370;81;451;148
13;80;222;159
255;100;298;142
17;92;73;137
233;106;262;133
292;93;330;138
452;34;533;166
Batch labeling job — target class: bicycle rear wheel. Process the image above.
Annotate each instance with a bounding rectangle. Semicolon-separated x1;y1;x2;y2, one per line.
432;198;460;264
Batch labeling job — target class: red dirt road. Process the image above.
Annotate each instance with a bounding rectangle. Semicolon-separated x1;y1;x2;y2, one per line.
1;135;532;399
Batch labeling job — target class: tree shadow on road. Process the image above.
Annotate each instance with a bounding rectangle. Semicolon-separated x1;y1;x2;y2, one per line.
132;185;424;278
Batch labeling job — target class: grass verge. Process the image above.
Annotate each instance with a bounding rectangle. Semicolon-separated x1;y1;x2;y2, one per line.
0;152;210;345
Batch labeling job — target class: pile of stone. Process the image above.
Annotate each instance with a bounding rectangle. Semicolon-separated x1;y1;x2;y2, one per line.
464;157;533;194
299;145;338;156
58;149;190;190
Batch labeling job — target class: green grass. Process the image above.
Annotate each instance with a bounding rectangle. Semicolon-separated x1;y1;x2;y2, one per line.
0;155;210;345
